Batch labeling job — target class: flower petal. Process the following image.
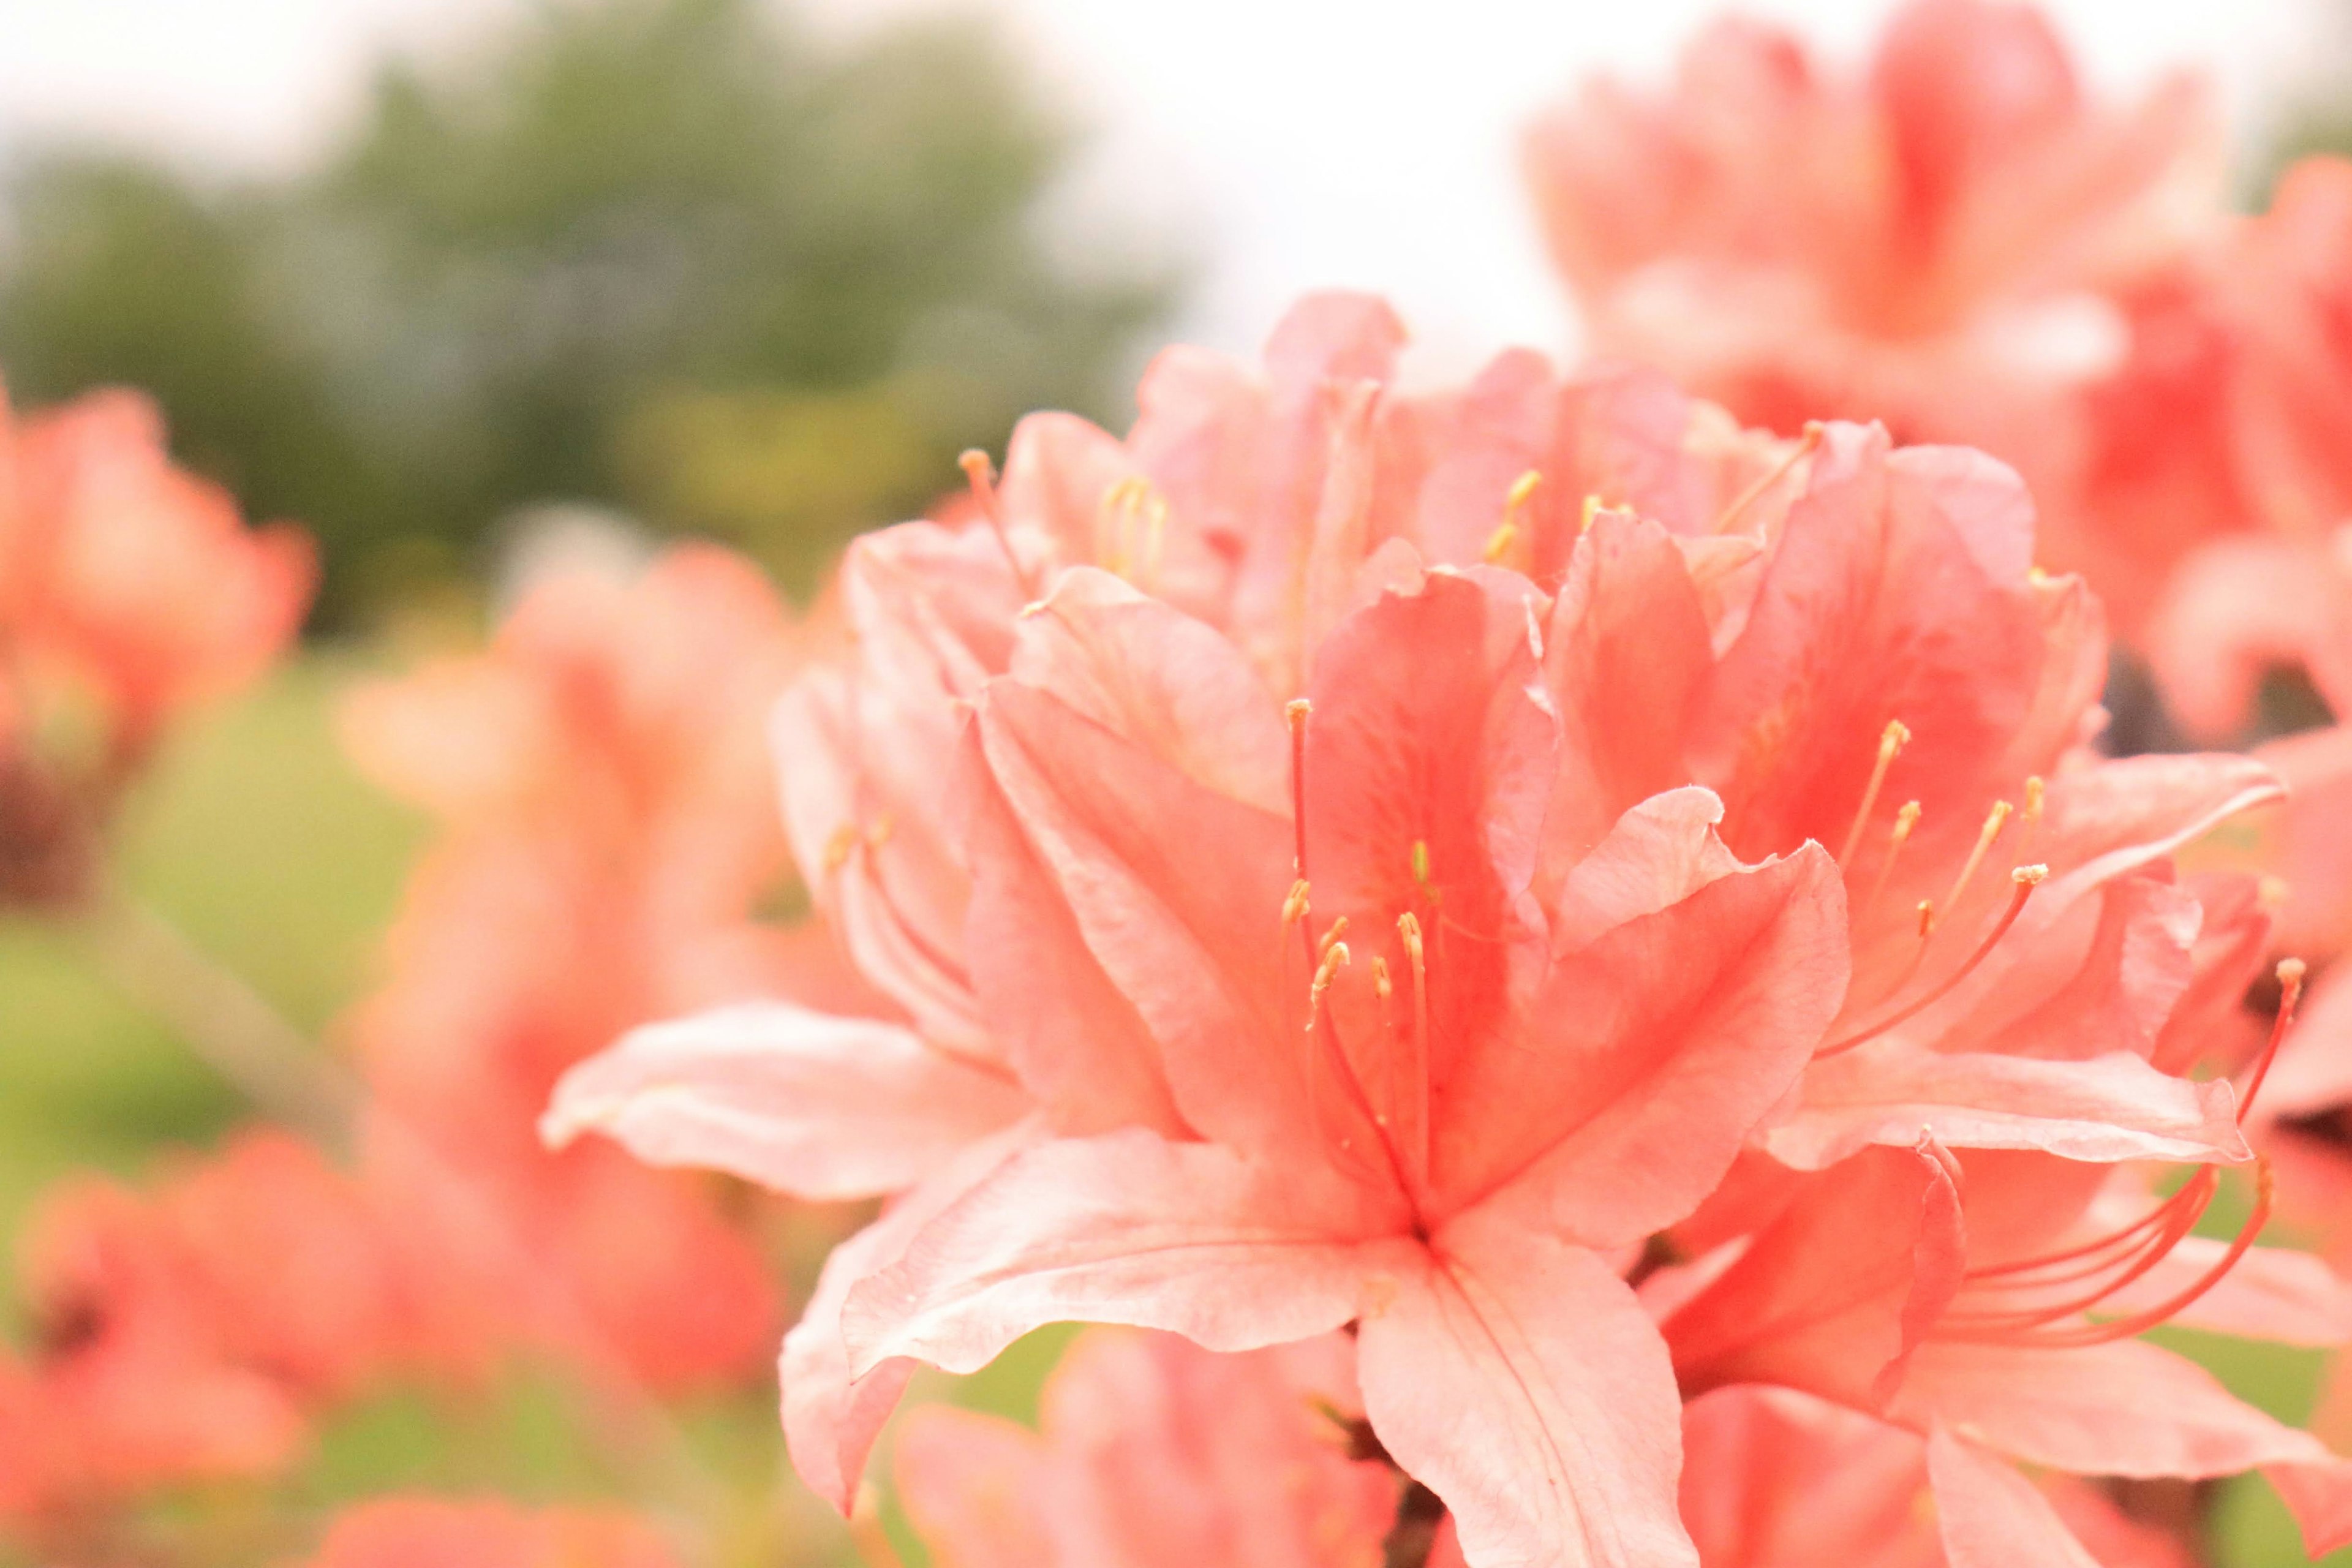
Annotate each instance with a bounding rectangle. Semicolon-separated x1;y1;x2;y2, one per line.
1355;1208;1694;1568
1664;1142;1964;1411
1444;842;1849;1244
541;1003;1028;1200
1925;1427;2101;1568
1764;1047;2247;1169
841;1130;1393;1380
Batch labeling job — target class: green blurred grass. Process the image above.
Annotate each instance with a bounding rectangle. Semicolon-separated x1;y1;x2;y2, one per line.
0;652;425;1259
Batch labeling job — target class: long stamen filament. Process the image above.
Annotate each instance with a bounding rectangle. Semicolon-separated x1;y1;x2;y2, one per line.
1838;720;1912;866
960;450;1037;598
1716;421;1823;533
1942;1163;2274;1349
2235;958;2307;1123
1819;867;2045;1058
1398;911;1431;1193
1938;799;2015;920
1860;800;1922;924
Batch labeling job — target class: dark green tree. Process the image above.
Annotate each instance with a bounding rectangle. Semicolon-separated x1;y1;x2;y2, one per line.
0;0;1178;617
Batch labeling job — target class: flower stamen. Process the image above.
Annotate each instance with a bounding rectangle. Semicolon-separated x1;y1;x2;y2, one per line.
1838;720;1912;866
1819;867;2045;1057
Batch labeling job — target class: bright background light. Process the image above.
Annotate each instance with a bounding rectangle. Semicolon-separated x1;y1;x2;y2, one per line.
0;0;2332;364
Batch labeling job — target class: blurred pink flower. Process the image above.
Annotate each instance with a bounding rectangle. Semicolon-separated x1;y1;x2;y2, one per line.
0;1133;401;1526
896;1329;1394;1568
0;383;314;905
1;386;315;758
1524;0;2237;638
301;1496;680;1568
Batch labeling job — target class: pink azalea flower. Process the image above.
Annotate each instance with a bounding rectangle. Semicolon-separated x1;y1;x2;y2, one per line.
543;294;1793;1510
829;560;1851;1567
300;1496;680;1568
896;1327;1395;1568
547;298;2283;1559
1522;0;2236;638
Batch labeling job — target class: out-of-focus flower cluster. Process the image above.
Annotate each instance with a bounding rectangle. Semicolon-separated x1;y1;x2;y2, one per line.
19;1;2352;1565
2;480;805;1555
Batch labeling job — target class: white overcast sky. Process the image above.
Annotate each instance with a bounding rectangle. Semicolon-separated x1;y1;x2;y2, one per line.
0;0;2337;369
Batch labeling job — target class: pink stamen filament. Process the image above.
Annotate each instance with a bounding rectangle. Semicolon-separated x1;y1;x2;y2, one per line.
1817;868;2044;1058
2235;958;2307;1123
959;450;1037;598
1939;1163;2274;1349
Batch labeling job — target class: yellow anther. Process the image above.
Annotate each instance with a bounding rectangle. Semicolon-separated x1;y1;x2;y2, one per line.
2259;875;2291;910
1373;956;1393;1000
1318;916;1351;957
1310;941;1352;1011
1286;698;1313;733
865;814;895;850
1506;469;1544;512
1917;899;1936;938
2013;864;2048;887
822;823;861;873
2023;775;2045;824
2280;956;2309;988
1480;521;1520;564
1580;494;1604;533
1411;839;1433;888
1282;878;1312;926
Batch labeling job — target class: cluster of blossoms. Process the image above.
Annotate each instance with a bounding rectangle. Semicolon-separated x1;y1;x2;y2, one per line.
546;281;2352;1564
1;536;807;1554
15;1;2352;1564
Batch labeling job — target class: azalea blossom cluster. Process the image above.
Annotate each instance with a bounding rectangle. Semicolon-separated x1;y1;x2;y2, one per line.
548;286;2352;1564
12;1;2352;1565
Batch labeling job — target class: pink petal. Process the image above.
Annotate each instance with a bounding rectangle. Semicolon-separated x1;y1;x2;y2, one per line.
1664;1142;1964;1411
774;669;987;1054
2093;1238;2352;1347
1441;843;1848;1245
974;680;1300;1156
1679;1387;1943;1568
1029;1329;1397;1568
1893;1336;2335;1480
1538;514;1715;884
999;410;1136;567
1300;567;1559;1137
1691;423;2054;867
1354;1207;1693;1568
1008;568;1290;815
894;1406;1052;1568
541;1003;1029;1200
840;1130;1396;1381
956;723;1185;1139
1764;1047;2248;1169
1544;786;1739;959
1924;1427;2101;1568
782;1220;923;1515
782;1121;1044;1513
